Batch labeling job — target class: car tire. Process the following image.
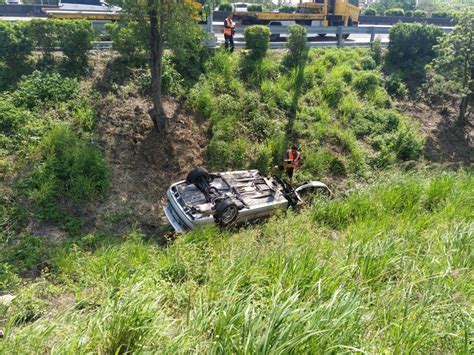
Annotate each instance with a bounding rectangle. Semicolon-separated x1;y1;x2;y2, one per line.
186;167;210;184
215;199;238;227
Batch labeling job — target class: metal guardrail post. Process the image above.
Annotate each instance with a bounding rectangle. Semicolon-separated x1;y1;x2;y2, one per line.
205;10;217;48
370;26;376;42
336;26;342;46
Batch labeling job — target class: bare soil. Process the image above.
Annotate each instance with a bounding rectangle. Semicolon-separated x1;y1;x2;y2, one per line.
398;101;473;164
93;96;208;236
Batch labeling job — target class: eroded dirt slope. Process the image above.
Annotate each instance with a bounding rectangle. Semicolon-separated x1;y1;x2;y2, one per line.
94;96;208;235
399;101;473;164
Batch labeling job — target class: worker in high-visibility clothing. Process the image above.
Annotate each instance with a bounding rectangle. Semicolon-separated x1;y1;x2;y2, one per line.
283;144;302;185
223;13;235;52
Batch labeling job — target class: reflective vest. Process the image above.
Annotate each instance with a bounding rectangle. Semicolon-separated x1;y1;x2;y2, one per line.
288;149;298;162
224;18;234;36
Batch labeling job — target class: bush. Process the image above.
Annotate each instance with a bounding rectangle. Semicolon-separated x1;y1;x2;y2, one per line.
370;38;383;65
218;3;233;11
405;10;413;17
27;20;60;67
354;71;381;94
279;5;296;13
386;23;442;79
58;20;94;75
247;4;262;12
385;73;407;98
392;126;424;161
413;10;426;17
364;8;377;16
431;11;448;18
28;125;109;221
384;8;405;16
11;71;80;110
244;25;270;60
0;21;33;67
106;21;149;64
283;24;308;68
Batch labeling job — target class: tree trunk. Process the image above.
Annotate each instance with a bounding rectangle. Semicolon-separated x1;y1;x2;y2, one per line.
149;3;167;133
458;96;468;125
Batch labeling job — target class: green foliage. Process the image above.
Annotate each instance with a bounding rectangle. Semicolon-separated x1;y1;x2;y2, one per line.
364;8;377;15
431;10;448;18
58;20;94;75
0;21;33;67
428;12;473;121
405;10;413;16
11;71;80;110
106;21;149;64
247;4;262;11
279;5;296;13
386;22;442;80
27;20;60;67
385;73;408;98
27;125;109;221
283;24;308;68
370;38;383;65
218;3;232;11
1;170;472;353
244;25;270;60
413;9;427;17
384;8;405;16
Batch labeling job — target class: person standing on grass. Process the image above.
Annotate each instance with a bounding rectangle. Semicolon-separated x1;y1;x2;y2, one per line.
284;144;302;185
224;13;235;52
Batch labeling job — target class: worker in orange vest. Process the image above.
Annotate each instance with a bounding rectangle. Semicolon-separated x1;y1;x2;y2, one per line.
283;144;302;184
223;13;235;52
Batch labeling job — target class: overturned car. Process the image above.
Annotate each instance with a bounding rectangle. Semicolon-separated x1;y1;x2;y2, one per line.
164;167;331;233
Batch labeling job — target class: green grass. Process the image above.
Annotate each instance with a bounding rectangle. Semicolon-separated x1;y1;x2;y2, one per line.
1;169;472;353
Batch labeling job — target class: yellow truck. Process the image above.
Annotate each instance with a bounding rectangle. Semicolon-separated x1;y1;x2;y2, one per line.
234;0;360;38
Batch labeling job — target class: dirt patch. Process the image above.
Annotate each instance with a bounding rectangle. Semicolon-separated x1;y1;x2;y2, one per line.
398;101;473;164
94;96;208;236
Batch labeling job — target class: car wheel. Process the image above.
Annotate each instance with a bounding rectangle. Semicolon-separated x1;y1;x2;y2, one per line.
215;199;238;227
186;167;210;184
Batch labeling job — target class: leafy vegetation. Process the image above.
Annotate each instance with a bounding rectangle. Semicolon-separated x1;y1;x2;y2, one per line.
189;47;423;179
1;169;472;353
386;22;442;81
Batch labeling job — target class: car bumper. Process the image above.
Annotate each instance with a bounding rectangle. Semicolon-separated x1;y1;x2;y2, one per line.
163;202;188;233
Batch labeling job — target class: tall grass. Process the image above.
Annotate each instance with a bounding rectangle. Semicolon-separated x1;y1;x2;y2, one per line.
1;169;472;353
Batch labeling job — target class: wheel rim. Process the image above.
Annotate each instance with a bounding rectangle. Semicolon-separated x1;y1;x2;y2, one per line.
221;206;237;224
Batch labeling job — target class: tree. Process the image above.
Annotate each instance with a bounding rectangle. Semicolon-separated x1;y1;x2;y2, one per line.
430;13;473;123
107;0;203;133
386;23;442;80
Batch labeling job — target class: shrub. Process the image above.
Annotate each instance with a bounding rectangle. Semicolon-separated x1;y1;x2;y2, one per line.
283;24;308;68
413;10;426;17
431;11;448;18
27;20;60;67
28;125;109;221
321;78;344;107
11;71;80;110
364;8;377;16
392;125;424;161
385;73;407;98
405;10;413;17
386;23;442;79
247;4;262;12
385;8;405;16
58;20;94;75
106;21;149;64
370;38;383;65
0;21;33;67
279;5;296;13
218;3;233;11
244;25;270;60
354;71;380;94
361;56;376;70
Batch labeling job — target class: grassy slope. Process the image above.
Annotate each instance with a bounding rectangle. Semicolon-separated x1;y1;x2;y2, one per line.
1;169;472;353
